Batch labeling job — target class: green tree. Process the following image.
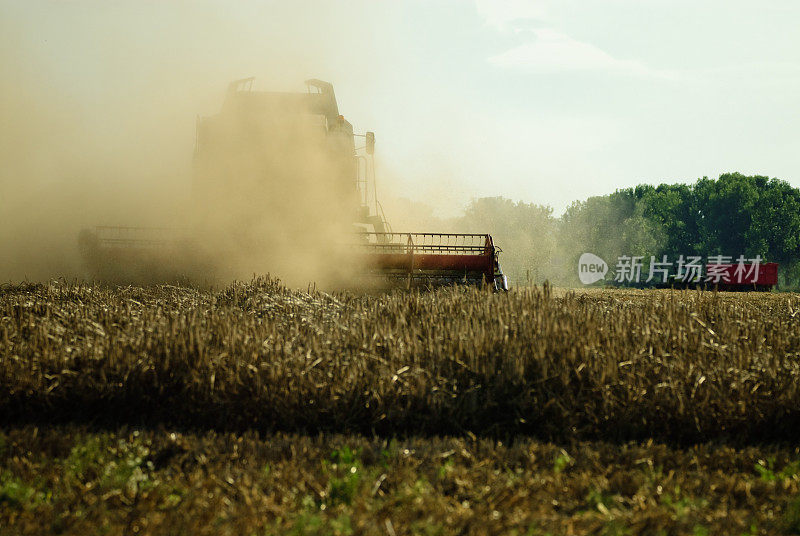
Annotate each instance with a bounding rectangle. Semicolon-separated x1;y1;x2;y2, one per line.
557;190;664;285
450;173;800;289
451;197;557;285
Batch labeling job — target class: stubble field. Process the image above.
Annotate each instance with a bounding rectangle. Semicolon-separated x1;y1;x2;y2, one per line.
1;280;800;535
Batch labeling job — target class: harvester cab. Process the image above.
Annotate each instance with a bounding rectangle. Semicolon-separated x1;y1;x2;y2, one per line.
79;78;508;290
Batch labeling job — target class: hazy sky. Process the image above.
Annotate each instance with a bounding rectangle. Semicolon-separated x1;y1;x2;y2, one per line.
3;0;799;216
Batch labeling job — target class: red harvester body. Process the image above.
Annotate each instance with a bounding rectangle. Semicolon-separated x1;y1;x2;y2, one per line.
356;232;506;290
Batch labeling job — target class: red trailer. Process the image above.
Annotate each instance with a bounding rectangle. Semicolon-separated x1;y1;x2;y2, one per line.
709;262;778;291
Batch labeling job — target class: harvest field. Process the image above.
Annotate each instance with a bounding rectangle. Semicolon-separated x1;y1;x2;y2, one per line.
2;280;800;534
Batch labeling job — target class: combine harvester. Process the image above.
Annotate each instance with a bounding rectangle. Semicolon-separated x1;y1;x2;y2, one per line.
79;78;508;291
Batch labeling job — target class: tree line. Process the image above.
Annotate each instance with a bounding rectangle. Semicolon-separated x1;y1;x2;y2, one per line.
451;173;800;288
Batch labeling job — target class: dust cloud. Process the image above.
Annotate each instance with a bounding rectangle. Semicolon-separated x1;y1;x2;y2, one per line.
187;81;360;287
0;10;370;288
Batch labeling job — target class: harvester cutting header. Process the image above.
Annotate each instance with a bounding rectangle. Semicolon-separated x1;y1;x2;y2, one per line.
80;78;508;290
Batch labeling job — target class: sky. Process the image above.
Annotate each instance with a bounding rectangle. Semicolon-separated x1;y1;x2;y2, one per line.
2;0;799;217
